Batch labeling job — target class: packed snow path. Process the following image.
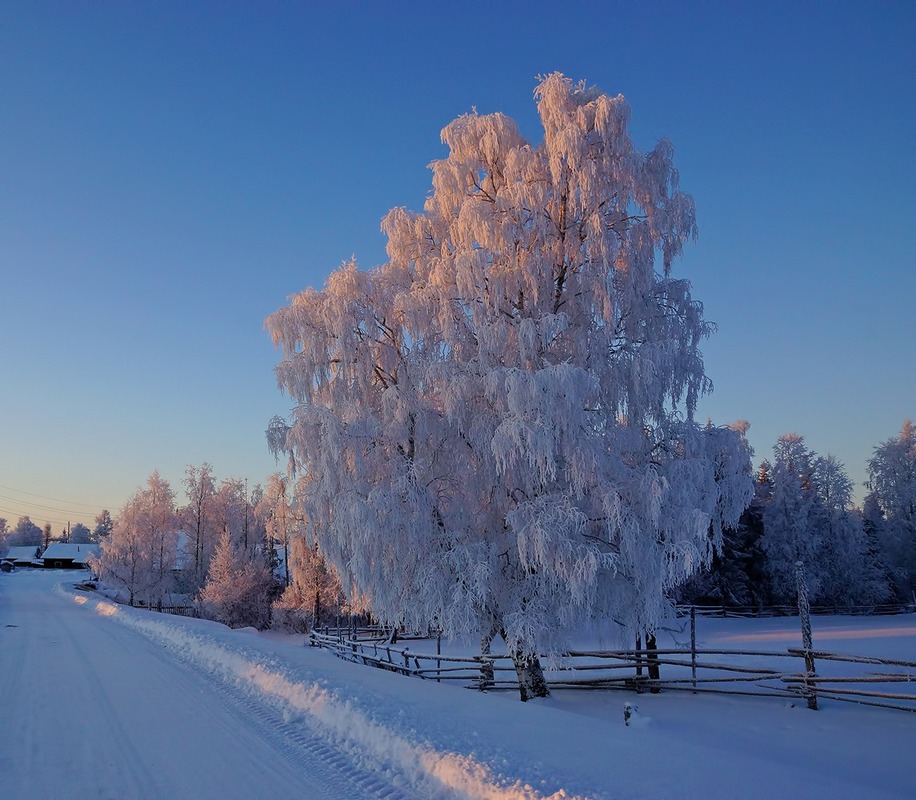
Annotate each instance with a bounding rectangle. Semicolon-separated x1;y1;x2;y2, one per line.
0;572;414;800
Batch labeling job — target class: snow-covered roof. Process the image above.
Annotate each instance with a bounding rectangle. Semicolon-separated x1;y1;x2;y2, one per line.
3;546;41;563
41;543;101;564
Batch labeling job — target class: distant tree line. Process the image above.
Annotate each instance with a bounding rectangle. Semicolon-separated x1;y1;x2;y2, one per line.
0;508;114;550
679;422;915;609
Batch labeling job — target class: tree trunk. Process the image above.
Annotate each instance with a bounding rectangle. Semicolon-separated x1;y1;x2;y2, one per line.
645;632;661;693
509;649;550;701
796;561;818;710
478;622;500;691
502;629;549;701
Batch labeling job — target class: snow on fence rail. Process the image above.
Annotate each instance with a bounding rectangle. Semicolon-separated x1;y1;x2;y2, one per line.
674;602;916;618
308;627;916;713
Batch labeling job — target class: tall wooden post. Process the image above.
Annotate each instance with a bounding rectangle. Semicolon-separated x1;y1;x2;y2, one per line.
795;561;818;710
690;606;697;694
645;632;660;693
436;630;442;684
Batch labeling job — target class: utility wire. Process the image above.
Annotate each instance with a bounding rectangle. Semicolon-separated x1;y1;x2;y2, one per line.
0;492;103;516
0;482;113;510
0;507;89;528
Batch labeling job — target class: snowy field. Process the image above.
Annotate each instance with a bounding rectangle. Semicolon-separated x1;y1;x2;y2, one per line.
1;569;914;800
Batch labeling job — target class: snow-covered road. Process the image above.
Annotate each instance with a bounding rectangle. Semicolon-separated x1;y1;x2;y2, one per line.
2;569;914;800
0;571;400;800
2;570;609;800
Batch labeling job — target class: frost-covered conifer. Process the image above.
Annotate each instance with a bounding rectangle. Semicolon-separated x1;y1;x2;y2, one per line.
92;509;113;542
273;538;344;631
267;74;752;699
69;522;92;544
866;420;916;599
9;516;42;548
762;437;887;606
200;529;274;629
814;454;888;605
762;435;821;603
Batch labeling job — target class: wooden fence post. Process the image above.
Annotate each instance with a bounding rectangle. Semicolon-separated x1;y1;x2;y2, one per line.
635;633;643;681
691;606;697;694
646;632;660;693
796;561;818;710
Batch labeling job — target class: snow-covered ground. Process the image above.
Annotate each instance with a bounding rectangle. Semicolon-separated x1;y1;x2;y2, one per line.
1;569;914;799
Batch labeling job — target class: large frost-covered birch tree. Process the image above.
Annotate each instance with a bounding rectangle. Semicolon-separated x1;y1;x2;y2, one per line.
267;74;751;699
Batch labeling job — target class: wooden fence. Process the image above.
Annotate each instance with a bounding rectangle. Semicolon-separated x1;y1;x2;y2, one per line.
141;601;916;712
135;602;199;617
308;621;916;713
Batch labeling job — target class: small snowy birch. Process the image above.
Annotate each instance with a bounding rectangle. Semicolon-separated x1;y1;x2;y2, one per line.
267;74;751;685
100;471;178;607
181;463;217;587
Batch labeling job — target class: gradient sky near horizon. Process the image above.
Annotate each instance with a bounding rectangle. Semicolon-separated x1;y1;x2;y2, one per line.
2;1;913;531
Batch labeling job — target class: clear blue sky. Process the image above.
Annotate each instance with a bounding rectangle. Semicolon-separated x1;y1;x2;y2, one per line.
2;1;913;530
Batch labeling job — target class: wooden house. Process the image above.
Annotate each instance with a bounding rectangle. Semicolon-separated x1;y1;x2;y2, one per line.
3;545;42;567
40;543;100;569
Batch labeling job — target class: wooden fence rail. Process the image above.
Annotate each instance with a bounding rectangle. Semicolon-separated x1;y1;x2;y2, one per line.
307;629;916;713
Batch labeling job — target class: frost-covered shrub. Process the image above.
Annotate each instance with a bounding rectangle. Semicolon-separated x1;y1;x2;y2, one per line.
99;471;178;607
271;591;314;633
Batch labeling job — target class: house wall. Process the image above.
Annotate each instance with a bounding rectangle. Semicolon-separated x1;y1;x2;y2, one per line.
42;559;80;569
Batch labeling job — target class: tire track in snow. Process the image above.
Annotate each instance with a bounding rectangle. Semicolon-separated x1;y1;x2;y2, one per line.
0;585;35;798
55;616;167;799
191;642;420;800
69;608;367;799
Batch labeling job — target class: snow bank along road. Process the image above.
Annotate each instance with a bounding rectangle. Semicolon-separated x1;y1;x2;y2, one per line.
0;571;577;800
